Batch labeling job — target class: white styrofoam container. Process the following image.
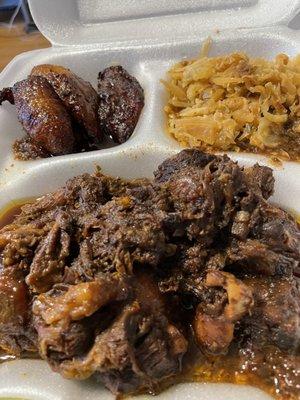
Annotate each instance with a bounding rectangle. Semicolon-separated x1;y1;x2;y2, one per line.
0;1;300;399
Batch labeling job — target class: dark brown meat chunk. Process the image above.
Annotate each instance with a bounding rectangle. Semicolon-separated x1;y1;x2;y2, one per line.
33;274;187;395
0;76;75;155
233;276;300;399
32;277;129;362
243;164;274;199
95;304;187;394
25;211;73;293
60;301;187;394
0;172;159;288
31;64;102;147
154;149;215;184
228;202;300;277
98;65;144;143
3;171;131;231
227;239;299;277
252;202;300;260
238;276;300;351
0;265;36;356
155;149;247;243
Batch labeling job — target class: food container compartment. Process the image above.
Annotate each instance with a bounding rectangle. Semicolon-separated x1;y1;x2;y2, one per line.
0;1;299;399
1;27;299;212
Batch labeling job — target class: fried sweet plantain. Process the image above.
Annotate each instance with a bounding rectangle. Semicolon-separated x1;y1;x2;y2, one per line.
0;76;75;155
31;64;102;147
98;65;144;143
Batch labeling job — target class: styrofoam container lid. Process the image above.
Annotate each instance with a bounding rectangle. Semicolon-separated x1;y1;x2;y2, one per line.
29;0;300;46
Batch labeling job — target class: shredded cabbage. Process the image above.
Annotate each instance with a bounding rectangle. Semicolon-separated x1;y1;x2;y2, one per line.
162;41;300;161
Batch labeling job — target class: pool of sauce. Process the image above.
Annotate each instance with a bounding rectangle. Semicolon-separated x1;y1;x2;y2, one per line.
0;201;299;400
184;354;298;400
153;342;299;400
0;199;35;229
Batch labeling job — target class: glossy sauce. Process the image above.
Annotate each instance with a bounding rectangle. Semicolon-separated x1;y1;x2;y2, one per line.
0;199;34;229
154;342;299;400
185;353;299;400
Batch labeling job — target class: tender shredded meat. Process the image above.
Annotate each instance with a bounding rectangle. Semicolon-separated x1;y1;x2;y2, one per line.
98;65;144;143
25;211;73;293
71;189;174;279
0;149;299;399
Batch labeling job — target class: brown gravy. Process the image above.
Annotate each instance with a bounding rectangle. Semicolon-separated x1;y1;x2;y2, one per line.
0;199;35;229
154;343;299;400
